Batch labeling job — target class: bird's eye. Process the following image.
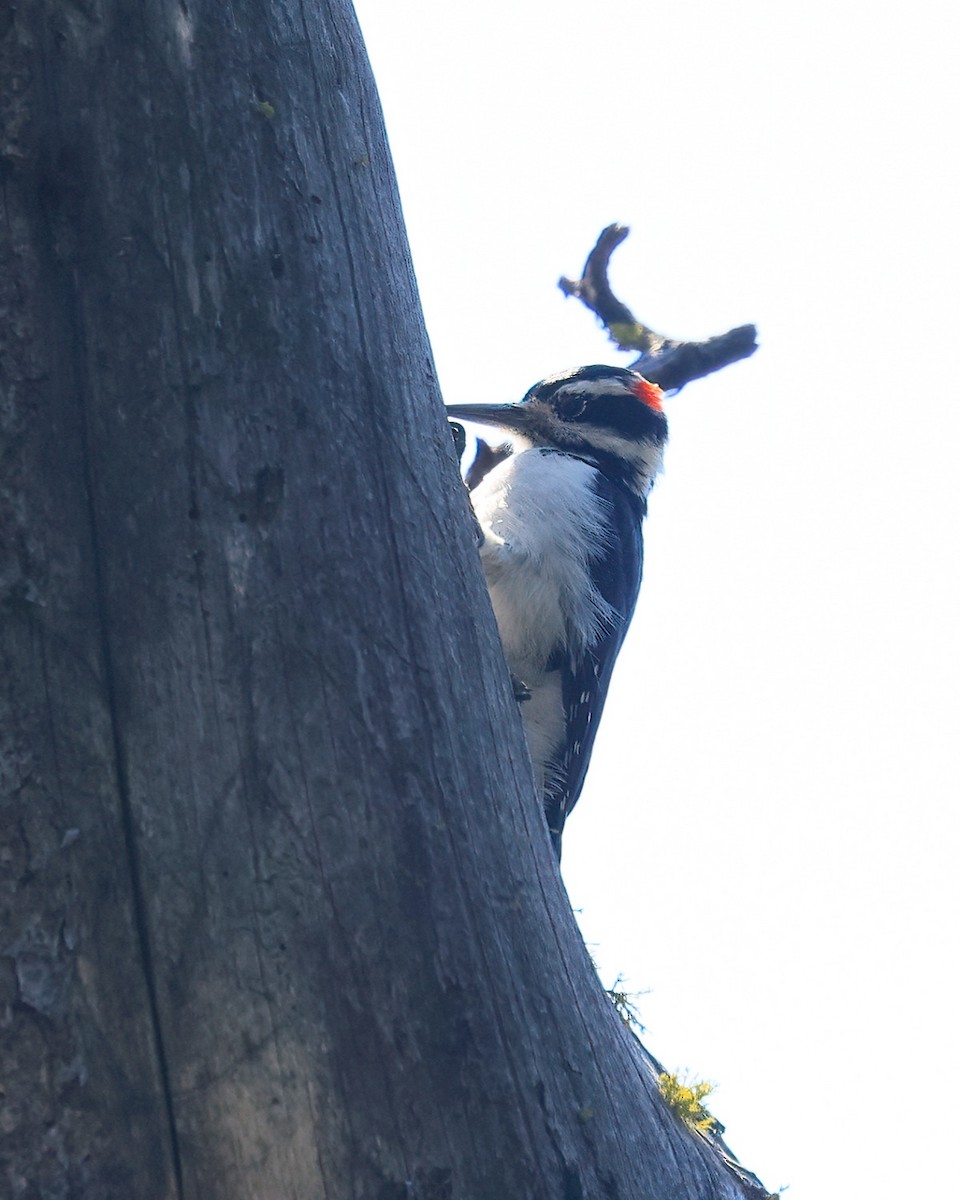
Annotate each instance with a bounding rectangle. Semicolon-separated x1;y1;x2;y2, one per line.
555;392;586;420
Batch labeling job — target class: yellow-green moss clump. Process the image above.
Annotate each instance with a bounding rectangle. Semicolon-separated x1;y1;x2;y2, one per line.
657;1072;718;1133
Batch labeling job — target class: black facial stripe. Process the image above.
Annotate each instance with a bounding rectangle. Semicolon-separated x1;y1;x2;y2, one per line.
554;392;586;419
563;393;668;440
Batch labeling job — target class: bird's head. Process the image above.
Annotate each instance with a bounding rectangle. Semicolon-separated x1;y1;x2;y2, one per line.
446;365;669;498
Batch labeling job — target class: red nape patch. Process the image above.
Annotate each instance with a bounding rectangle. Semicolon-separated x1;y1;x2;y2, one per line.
631;377;666;412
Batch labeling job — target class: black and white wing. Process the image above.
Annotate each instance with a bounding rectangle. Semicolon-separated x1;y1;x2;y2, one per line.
544;475;645;856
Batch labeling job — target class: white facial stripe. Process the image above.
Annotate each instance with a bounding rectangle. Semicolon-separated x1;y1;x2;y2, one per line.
521;402;664;498
579;428;665;496
553;378;633;399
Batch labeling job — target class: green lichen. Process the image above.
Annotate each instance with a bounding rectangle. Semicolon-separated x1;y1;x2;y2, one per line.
607;320;645;349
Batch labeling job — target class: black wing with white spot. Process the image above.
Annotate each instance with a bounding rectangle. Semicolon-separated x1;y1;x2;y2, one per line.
545;474;644;856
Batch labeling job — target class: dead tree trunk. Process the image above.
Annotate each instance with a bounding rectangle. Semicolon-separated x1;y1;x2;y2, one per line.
1;3;770;1197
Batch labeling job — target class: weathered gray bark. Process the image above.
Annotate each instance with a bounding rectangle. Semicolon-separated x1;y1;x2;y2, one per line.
1;3;770;1198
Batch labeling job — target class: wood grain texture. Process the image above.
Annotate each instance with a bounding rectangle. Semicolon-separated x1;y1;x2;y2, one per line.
1;3;771;1197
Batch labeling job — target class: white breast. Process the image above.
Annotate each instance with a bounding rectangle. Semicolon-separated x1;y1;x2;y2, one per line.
470;449;614;682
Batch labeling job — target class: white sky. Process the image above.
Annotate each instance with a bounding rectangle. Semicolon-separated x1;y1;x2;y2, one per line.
352;2;959;1196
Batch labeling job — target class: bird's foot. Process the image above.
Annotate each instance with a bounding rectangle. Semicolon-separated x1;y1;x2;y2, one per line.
511;674;532;703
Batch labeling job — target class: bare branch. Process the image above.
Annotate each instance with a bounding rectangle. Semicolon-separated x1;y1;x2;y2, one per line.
559;224;667;346
560;223;758;389
638;323;759;391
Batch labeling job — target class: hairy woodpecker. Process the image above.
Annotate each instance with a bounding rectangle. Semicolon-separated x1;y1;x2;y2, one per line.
447;364;668;858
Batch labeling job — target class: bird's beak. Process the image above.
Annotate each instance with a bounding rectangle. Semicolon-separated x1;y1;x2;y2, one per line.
444;403;530;435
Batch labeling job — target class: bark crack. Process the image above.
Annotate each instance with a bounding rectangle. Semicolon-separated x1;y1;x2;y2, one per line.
72;293;187;1200
43;67;189;1186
